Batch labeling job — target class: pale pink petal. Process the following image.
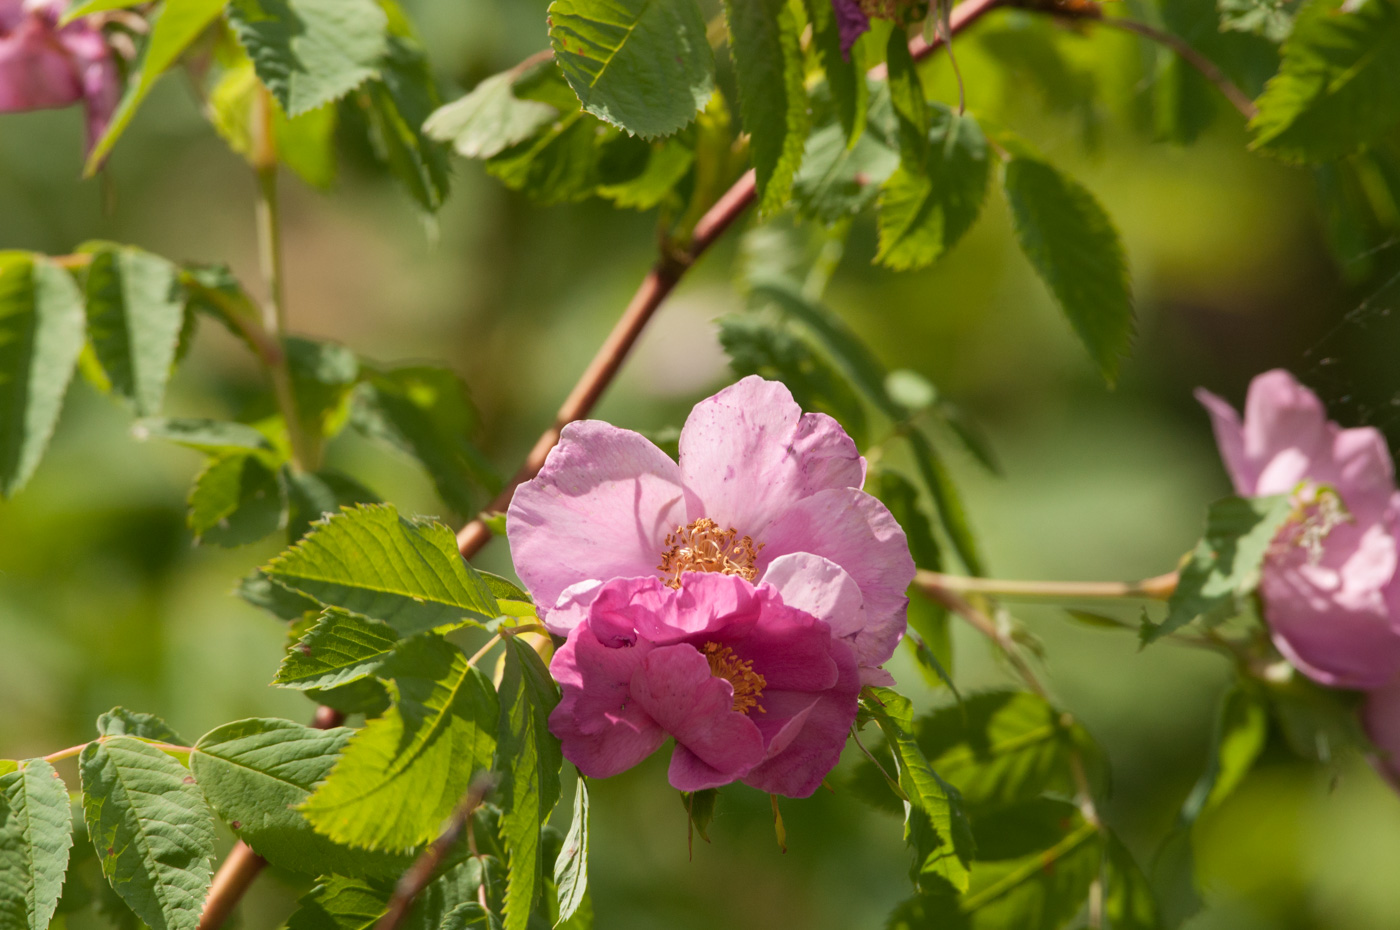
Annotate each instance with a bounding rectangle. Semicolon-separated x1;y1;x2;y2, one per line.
1243;370;1333;496
761;552;868;642
548;627;665;778
678;376;864;536
508;420;685;615
630;644;765;790
756;488;913;663
860;666;897;687
1362;677;1400;789
1331;427;1396;521
1195;388;1255;496
542;579;603;637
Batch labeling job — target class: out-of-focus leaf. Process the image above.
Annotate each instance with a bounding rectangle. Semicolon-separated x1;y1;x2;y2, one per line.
1265;672;1369;763
133;417;277;457
285;337;359;445
803;0;866;143
360;20;452;212
885;27;929;165
1251;0;1400;163
97;709;184;745
425;68;559;160
1141;494;1292;645
1003;157;1135;386
724;0;808;211
0;760;74;930
351;366;498;516
1179;685;1269;824
1220;0;1301;42
301;636;499;850
187;452;286;547
238;569;322;621
191;718;411;876
0;253;85;497
496;638;563;930
547;0;714;139
208;57;338;189
1105;834;1161;930
60;0;145;24
79;738;217;930
85;0;229;173
876;106;989;271
595;136;694;210
262;504;500;636
227;0;389;116
283;875;390;930
792;118;899;223
81;243;186;416
863;687;973;896
285;469;380;544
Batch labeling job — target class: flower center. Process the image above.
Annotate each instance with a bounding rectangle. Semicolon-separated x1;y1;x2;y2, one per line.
657;518;761;589
701;642;766;715
1276;484;1353;564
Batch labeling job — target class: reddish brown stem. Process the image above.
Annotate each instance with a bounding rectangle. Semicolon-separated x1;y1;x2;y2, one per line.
196;706;344;930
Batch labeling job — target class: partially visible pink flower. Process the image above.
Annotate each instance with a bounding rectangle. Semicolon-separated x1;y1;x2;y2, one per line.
0;0;120;158
832;0;870;57
548;573;860;797
1197;370;1400;689
508;375;915;685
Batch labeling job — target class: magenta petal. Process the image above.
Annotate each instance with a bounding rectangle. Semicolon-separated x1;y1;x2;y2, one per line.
831;0;870;57
630;644;765;790
742;644;860;797
1363;677;1400;790
508;420;686;615
678;376;864;536
548;627;665;778
757;488;914;657
587;574;759;647
0;16;82;112
728;595;838;693
762;552;904;668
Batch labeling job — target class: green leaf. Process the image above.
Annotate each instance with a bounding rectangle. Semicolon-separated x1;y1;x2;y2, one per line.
1003;157;1135;386
595;135;694;210
679;789;717;844
962;816;1100;928
0;253;86;497
187;452;285;547
208;57;338;189
190;718;411;876
1220;0;1301;42
1265;672;1368;762
1251;0;1400;163
1104;834;1161;930
915;690;1079;814
60;0;146;25
0;760;74;930
286;337;359;446
301;636;499;851
1179;685;1268;825
905;430;984;577
876;107;990;271
863;687;973;896
275;610;400;691
803;0;866;144
1141;494;1293;645
885;27;929;166
496;638;563;930
79;738;217;930
81;244;186;417
361;25;452;213
285;469;380;544
228;0;388;116
97;709;185;745
553;775;588;926
548;0;715;139
85;0;230;173
133;417;277;456
425;69;559;161
724;0;808;211
262;503;501;637
792;117;899;224
238;569;323;621
351;366;499;516
284;875;390;930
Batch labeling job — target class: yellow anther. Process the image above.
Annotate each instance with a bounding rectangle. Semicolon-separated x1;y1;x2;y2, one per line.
657;518;762;589
701;642;766;715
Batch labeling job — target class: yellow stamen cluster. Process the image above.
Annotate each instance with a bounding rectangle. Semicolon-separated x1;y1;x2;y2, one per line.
701;642;767;715
1278;485;1353;564
657;518;761;588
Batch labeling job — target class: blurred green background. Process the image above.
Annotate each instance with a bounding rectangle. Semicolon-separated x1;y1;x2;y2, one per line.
4;2;1400;929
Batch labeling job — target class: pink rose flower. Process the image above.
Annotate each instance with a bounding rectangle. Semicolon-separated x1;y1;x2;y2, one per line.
1197;369;1400;689
0;0;120;158
508;375;915;685
548;573;860;797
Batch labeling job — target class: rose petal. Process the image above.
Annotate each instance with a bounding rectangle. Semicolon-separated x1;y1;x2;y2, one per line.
508;420;686;614
548;626;665;778
756;488;914;665
1195;387;1255;497
630;644;765;790
678;375;864;537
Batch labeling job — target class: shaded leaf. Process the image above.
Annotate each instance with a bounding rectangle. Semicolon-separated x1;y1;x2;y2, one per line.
0;253;86;497
97;709;184;745
81;244;186;416
1104;834;1161;930
548;0;715;139
187;452;285;547
552;774;588;926
1003;157;1135;385
0;760;74;930
79;738;217;930
361;21;452;212
804;0;866;144
133;417;277;457
237;569;322;621
1179;685;1268;825
724;0;808;211
285;468;381;544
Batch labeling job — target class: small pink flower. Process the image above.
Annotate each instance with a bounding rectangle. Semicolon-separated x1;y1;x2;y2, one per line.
0;0;120;159
831;0;870;57
1197;369;1400;689
547;573;860;797
508;375;915;685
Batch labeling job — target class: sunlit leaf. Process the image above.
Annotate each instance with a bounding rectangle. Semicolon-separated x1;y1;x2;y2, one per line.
0;760;74;930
